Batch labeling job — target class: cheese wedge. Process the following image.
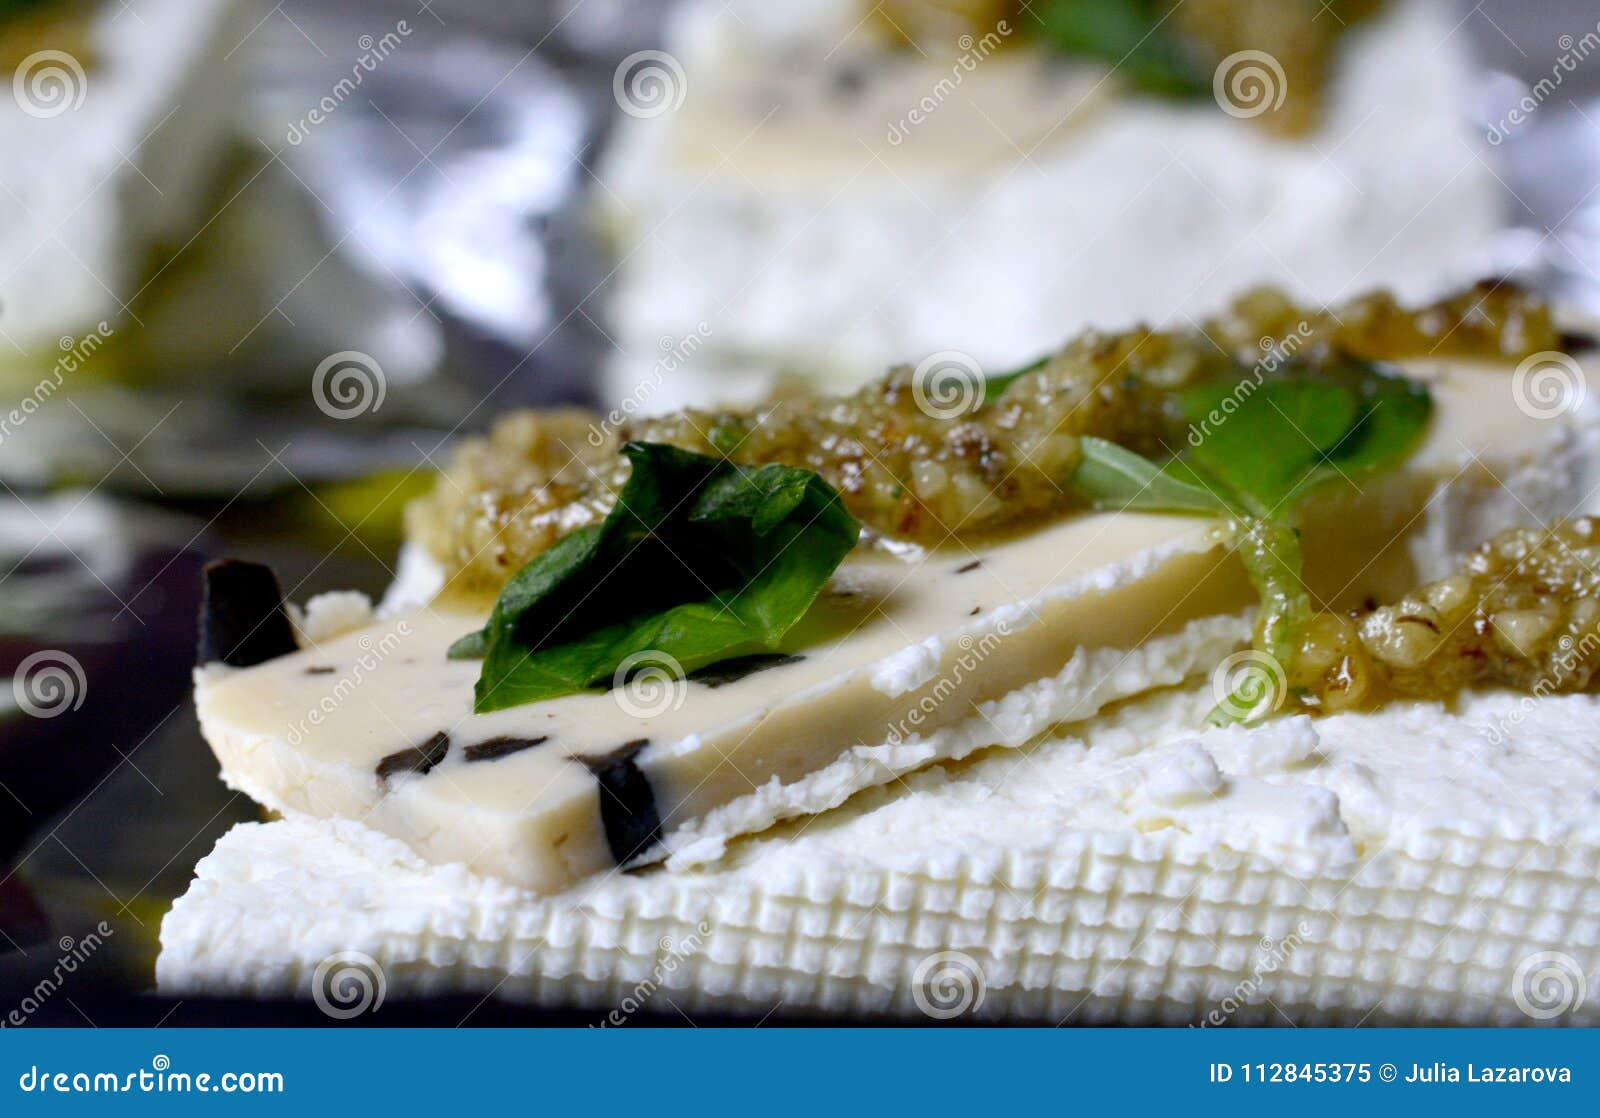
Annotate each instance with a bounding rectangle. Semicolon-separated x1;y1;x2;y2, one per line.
160;681;1600;1025
194;355;1600;895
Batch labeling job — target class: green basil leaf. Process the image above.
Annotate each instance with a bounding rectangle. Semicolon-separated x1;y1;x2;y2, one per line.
459;442;859;713
1071;437;1235;515
1181;377;1358;518
1294;360;1434;499
1031;0;1209;98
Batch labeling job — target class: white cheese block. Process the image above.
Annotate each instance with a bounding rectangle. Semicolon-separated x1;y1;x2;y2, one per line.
0;0;246;359
599;0;1502;410
158;681;1600;1025
193;355;1600;895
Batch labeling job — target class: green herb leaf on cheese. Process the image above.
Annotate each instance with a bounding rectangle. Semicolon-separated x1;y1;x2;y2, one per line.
1180;378;1358;518
1031;0;1209;98
1073;437;1235;515
1071;358;1434;725
452;442;860;714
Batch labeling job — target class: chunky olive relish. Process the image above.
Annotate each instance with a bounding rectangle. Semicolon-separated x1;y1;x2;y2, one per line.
1291;519;1600;713
410;282;1552;597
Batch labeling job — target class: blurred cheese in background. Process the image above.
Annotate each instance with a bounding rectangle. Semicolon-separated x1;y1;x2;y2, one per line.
0;0;248;379
599;0;1504;411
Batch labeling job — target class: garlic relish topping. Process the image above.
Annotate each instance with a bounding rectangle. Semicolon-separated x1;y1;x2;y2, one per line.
1292;519;1600;711
410;282;1553;597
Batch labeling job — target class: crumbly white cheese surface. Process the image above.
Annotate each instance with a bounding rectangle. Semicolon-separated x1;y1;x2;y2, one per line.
600;0;1501;409
159;682;1600;1024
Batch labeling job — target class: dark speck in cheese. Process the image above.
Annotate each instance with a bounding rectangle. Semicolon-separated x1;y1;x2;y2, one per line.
464;735;550;762
575;738;661;866
376;731;451;788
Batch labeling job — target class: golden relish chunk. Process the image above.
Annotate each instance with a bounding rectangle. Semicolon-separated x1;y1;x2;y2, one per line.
1290;520;1600;712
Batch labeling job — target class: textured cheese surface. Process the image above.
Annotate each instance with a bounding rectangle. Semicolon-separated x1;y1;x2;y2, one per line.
599;0;1501;409
0;0;245;355
159;683;1600;1025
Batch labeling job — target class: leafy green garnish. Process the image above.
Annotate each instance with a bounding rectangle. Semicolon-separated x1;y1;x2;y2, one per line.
1071;359;1433;724
452;442;859;714
1074;437;1234;516
1030;0;1209;98
1179;379;1358;518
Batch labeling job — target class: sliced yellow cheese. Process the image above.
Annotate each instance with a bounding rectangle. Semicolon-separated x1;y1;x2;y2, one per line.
195;357;1600;893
